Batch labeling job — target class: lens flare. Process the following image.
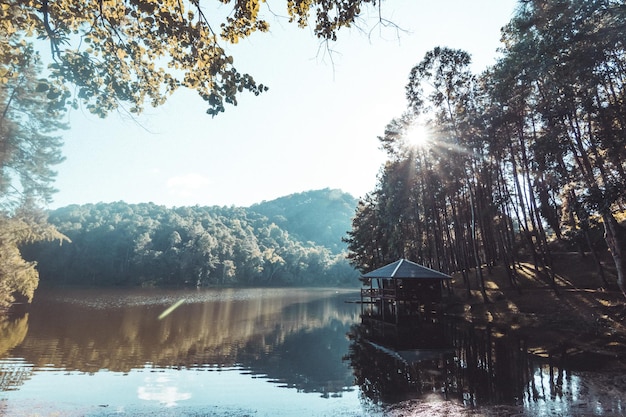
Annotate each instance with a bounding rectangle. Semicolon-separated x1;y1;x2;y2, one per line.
158;299;185;320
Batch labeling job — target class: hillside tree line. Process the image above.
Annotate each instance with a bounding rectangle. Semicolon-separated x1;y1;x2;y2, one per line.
23;196;358;288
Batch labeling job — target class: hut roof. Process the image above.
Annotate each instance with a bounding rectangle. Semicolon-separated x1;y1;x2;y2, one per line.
362;259;451;280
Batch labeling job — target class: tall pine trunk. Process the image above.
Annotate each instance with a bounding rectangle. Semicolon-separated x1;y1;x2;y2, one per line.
602;212;626;298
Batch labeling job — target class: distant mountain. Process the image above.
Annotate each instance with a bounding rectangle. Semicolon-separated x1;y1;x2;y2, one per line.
23;193;361;288
249;189;357;254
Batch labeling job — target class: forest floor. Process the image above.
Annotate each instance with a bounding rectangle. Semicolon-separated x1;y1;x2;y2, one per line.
445;252;626;372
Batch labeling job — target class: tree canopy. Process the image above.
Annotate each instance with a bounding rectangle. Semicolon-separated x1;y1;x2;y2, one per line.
1;0;379;117
251;188;357;253
23;190;359;288
0;46;66;209
346;0;626;298
0;29;68;309
0;209;67;309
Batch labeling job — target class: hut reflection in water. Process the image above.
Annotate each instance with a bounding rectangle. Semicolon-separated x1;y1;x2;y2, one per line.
347;317;545;407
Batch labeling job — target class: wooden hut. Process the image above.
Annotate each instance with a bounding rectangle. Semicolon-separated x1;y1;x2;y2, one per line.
360;259;451;324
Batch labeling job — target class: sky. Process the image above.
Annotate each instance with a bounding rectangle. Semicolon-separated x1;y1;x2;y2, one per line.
50;0;519;209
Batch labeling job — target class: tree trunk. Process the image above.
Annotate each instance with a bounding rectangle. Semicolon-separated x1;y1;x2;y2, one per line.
602;211;626;298
583;228;609;287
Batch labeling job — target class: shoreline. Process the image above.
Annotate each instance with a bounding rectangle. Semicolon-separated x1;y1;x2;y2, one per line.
445;256;626;371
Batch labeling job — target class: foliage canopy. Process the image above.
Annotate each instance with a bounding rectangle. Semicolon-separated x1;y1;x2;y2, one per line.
0;0;378;117
347;0;626;298
0;210;68;309
23;190;358;288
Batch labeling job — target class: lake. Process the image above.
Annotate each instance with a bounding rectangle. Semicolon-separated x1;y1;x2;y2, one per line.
1;288;625;416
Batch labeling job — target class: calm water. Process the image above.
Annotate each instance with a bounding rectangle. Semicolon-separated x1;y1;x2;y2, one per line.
1;288;625;416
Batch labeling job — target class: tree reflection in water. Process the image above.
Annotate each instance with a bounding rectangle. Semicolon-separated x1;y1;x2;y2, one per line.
0;288;361;397
2;290;626;416
0;312;32;392
346;315;625;414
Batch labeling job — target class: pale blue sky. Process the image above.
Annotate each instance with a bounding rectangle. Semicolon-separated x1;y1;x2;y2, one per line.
50;0;518;209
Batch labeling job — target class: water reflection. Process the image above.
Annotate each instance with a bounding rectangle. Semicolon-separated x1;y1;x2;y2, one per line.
0;314;32;392
347;315;626;415
347;317;455;404
1;288;359;396
137;374;192;407
2;289;626;416
0;313;29;359
347;316;544;405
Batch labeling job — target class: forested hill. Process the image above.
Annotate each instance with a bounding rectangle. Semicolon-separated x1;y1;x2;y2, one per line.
23;190;359;288
249;189;358;253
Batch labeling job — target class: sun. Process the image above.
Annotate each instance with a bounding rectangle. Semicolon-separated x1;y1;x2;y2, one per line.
404;122;432;148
